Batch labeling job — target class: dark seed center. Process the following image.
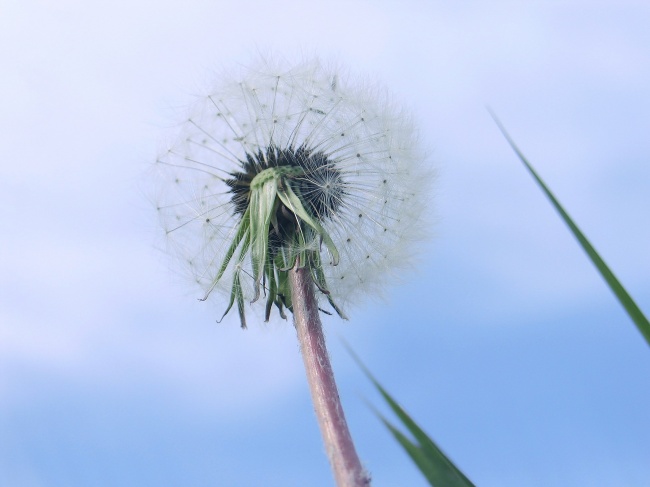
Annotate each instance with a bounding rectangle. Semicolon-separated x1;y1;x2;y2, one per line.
226;145;345;225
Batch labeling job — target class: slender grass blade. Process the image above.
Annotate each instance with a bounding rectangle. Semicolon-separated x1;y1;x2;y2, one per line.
489;110;650;347
346;345;475;487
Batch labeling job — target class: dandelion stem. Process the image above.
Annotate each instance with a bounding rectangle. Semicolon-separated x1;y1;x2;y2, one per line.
289;266;371;487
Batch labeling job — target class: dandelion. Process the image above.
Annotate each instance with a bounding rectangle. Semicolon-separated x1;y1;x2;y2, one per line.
153;56;429;487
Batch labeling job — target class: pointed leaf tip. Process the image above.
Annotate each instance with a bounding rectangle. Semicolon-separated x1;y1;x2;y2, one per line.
489;110;650;347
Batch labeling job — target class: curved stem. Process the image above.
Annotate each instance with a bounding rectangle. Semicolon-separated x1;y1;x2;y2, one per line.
289;266;371;487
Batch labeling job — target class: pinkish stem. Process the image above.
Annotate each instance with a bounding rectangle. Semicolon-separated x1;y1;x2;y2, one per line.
289;266;371;487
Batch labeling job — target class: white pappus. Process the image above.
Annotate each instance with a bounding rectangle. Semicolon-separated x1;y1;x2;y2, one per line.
153;56;430;327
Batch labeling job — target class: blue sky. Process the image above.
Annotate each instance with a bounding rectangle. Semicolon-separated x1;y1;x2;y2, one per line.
1;1;649;486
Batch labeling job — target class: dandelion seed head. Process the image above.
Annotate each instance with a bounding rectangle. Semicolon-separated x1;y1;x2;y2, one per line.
154;56;431;323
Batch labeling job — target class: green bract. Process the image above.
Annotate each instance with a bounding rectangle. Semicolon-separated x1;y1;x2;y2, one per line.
212;166;345;327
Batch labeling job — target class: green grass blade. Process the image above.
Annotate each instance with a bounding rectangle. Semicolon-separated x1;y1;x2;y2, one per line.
376;412;453;486
371;380;475;487
489;110;650;347
346;345;475;487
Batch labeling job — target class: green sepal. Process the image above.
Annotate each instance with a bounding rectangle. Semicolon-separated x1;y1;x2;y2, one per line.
218;271;247;329
216;226;251;328
249;178;279;302
202;207;251;301
234;271;246;329
310;251;348;320
277;183;340;266
276;265;292;316
264;253;278;322
213;168;347;324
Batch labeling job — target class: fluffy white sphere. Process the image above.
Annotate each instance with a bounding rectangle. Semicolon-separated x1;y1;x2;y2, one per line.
154;56;430;324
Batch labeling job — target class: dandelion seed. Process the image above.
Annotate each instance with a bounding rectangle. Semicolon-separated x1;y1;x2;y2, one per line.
153;57;429;327
152;56;430;486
